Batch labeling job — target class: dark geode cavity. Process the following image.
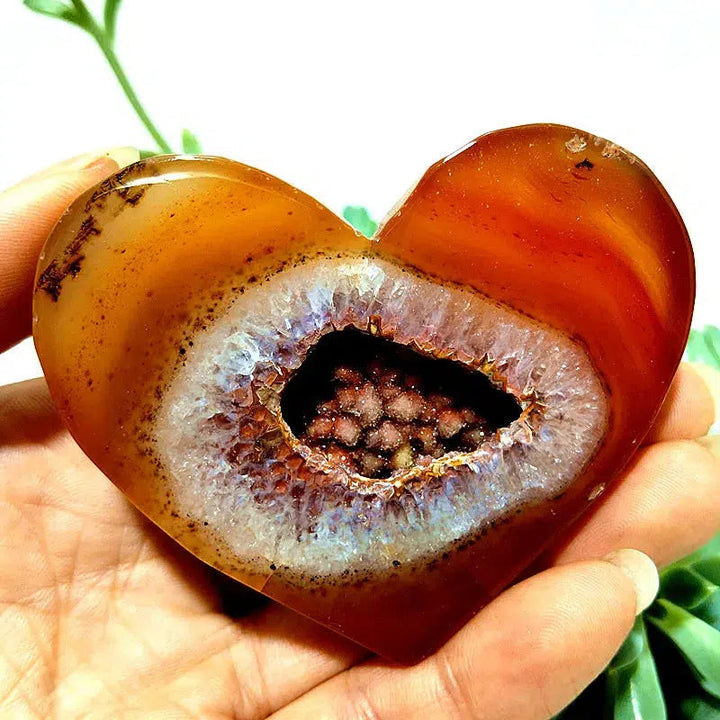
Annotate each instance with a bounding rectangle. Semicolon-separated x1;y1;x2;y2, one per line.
281;327;522;478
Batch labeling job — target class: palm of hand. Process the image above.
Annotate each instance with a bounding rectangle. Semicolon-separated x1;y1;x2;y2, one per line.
1;382;362;720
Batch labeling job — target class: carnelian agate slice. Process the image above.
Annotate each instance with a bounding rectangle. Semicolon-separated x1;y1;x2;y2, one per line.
33;125;694;664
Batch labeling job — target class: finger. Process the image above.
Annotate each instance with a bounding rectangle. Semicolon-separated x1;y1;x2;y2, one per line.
691;362;720;427
0;377;63;445
548;437;720;568
0;148;139;353
644;363;718;443
270;552;656;720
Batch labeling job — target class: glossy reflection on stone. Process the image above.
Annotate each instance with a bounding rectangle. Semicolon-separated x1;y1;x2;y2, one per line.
33;125;694;663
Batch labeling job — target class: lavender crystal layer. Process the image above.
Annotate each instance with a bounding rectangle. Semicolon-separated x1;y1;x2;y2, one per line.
155;256;608;581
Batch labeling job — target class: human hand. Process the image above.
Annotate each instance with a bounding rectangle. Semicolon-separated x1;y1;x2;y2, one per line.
1;152;718;719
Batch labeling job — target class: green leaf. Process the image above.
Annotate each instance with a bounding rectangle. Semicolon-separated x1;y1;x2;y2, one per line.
660;565;720;631
181;129;202;154
693;591;720;632
23;0;77;22
647;599;720;699
685;326;720;369
660;567;716;610
678;692;720;719
605;615;666;719
695;557;720;586
342;206;378;238
104;0;122;45
139;149;160;159
686;559;720;630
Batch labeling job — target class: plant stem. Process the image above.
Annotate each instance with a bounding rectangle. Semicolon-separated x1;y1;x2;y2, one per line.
70;0;173;153
94;39;173;153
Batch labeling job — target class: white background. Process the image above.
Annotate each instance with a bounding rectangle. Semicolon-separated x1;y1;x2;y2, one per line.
0;0;718;385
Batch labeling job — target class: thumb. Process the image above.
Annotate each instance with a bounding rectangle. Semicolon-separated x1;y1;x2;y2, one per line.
0;148;139;353
271;549;659;720
442;549;660;719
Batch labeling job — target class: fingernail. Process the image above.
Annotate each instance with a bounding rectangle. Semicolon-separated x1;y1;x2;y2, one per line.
691;363;720;431
84;146;141;173
603;548;659;615
43;147;141;177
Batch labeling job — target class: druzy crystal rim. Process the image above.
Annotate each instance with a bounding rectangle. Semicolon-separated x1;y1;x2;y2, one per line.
155;255;609;579
274;313;545;492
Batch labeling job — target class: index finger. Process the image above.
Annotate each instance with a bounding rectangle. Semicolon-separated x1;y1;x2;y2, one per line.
644;362;718;443
0;148;139;354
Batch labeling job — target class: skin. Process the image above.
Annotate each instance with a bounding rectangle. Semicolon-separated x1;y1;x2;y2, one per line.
0;155;719;720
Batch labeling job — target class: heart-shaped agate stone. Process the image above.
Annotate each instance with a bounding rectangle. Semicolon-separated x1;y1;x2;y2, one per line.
33;124;694;663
